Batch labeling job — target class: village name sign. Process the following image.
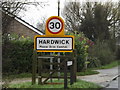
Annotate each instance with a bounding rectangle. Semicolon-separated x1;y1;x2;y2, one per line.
34;16;74;52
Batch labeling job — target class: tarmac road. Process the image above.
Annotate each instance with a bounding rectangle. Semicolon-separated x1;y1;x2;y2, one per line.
106;76;119;88
78;66;119;88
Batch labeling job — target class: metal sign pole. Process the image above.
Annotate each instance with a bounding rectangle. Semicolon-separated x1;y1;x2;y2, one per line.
57;0;61;81
58;0;60;16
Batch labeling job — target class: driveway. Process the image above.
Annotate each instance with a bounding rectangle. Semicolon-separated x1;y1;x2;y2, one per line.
77;66;119;88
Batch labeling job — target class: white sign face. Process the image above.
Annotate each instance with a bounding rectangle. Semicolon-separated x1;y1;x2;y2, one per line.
48;19;62;33
36;37;73;51
67;61;73;66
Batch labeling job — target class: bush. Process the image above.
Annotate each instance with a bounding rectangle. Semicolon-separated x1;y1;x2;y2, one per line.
2;35;33;75
87;57;101;68
2;32;97;75
116;45;120;59
67;32;93;71
89;40;115;65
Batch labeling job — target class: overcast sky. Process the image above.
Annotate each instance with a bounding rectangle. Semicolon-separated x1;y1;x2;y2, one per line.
19;0;65;27
19;0;119;28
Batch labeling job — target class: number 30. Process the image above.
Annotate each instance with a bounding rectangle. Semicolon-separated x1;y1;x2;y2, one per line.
49;22;60;29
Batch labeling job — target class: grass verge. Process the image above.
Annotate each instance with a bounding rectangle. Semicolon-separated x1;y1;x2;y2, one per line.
3;69;99;79
94;60;119;70
8;79;102;88
5;60;119;79
77;69;99;76
3;73;32;79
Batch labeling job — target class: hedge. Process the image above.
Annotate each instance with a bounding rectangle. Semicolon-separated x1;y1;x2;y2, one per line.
2;32;92;75
3;38;33;75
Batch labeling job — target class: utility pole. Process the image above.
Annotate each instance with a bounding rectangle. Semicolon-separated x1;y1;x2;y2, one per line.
57;0;60;80
58;0;60;16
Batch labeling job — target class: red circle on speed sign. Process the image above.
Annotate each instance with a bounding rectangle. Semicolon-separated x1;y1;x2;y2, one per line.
46;16;64;34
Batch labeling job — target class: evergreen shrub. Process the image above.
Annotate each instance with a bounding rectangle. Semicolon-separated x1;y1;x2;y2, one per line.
3;35;33;75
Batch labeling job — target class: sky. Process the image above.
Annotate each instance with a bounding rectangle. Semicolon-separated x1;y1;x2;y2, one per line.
19;0;65;27
19;0;119;28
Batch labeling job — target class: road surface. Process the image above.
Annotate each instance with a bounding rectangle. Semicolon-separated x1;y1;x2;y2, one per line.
106;76;119;88
78;66;119;89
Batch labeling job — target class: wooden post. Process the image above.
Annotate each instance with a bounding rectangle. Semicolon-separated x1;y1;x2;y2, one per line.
64;59;68;89
70;60;74;85
32;50;37;85
38;56;42;85
57;52;60;80
73;49;77;82
74;49;77;82
50;52;53;83
74;57;77;82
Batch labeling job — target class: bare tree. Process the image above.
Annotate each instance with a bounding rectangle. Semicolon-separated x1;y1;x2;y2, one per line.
63;1;120;41
104;2;120;38
62;2;81;33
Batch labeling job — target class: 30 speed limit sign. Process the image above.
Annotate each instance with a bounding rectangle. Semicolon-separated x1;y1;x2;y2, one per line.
46;16;64;34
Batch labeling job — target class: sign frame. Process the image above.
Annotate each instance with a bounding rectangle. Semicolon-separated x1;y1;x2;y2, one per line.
34;35;74;52
46;16;64;34
46;16;65;36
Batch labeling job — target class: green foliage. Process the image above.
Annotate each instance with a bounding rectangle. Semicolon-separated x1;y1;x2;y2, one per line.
77;70;99;76
116;46;120;59
63;2;119;42
4;69;99;79
3;33;96;76
98;61;119;69
89;39;115;65
69;80;101;88
8;79;101;88
87;57;101;68
3;73;32;79
67;32;93;71
3;34;33;75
